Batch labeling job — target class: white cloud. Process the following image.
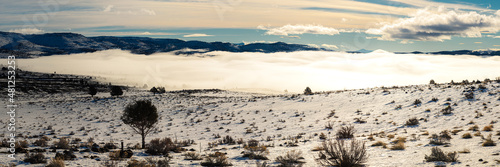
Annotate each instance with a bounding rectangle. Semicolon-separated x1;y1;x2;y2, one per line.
9;28;44;34
258;24;340;36
494;36;500;38
140;8;156;16
183;33;213;37
474;42;483;44
366;8;500;42
104;5;114;12
321;44;338;49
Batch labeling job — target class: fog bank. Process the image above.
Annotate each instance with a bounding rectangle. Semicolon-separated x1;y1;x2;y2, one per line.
13;50;500;93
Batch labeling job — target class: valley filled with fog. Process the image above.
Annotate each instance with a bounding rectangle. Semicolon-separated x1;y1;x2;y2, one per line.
13;50;500;93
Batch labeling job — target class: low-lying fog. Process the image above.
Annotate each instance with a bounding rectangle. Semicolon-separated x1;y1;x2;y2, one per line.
13;49;500;93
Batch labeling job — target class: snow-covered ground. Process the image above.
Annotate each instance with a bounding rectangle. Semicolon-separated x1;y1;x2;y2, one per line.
1;81;500;166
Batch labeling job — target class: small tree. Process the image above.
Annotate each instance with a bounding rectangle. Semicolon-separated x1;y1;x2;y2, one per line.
88;86;97;97
304;87;313;95
430;79;436;85
121;100;159;149
110;86;123;97
150;87;159;95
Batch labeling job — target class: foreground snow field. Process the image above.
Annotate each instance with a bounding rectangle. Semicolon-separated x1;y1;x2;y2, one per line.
1;81;500;167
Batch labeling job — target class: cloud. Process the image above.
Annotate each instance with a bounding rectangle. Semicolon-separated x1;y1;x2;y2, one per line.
140;8;156;16
9;28;44;34
321;44;339;49
17;50;500;93
103;5;114;12
475;42;483;44
183;33;213;37
258;24;340;36
366;8;500;42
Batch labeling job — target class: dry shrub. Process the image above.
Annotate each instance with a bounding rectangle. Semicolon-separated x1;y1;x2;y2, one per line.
462;133;472;139
53;137;70;149
390;142;405;150
243;140;268;160
483;135;496;147
183;152;202;160
425;147;459;162
200;152;232;167
371;141;387;148
316;139;367;167
146;138;179;156
275;150;305;167
46;158;65;167
405;117;419;126
336;125;356;139
483;125;494;131
23;152;46;164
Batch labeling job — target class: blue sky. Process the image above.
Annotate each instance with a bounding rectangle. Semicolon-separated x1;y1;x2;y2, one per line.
1;0;499;52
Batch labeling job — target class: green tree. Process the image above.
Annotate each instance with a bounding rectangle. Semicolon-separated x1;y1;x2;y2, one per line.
121;100;159;149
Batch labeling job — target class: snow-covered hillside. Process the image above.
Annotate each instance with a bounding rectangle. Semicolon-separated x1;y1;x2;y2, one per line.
1;81;500;166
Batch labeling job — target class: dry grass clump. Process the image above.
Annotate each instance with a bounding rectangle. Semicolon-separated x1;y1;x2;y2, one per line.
462;133;472;139
483;125;494;131
371;141;387;148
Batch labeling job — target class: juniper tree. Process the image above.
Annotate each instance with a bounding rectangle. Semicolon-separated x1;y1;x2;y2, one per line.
88;86;97;97
121;100;159;149
110;86;123;97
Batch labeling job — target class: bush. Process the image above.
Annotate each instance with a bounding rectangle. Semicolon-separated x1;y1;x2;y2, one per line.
482;135;496;147
110;86;123;97
424;147;459;162
34;137;48;147
316;139;367;167
55;150;76;160
462;133;472;139
222;135;236;145
413;99;422;106
371;141;387;148
127;157;171;167
465;91;474;100
146;138;177;156
200;152;232;166
483;125;493;131
53;138;70;149
390;142;405;150
405;117;419;126
243;140;268;160
469;125;479;131
23;152;46;164
336;125;356;139
275;150;305;167
430;131;452;145
109;150;134;160
46;158;65;167
441;106;453;115
183;152;202;160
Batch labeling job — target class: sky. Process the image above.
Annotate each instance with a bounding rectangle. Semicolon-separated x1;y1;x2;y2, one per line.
1;0;499;52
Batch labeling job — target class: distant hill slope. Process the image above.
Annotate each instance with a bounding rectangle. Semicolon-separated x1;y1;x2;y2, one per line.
0;31;324;57
1;31;498;57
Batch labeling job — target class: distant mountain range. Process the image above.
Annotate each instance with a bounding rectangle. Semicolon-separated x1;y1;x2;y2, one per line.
0;31;498;57
0;31;325;57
